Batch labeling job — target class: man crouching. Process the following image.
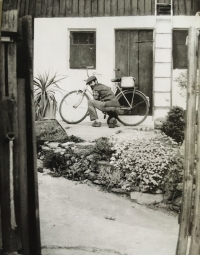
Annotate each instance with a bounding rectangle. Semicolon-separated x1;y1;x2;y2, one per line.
86;76;120;128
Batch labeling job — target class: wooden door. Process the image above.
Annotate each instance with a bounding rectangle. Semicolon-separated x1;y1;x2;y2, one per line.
115;30;153;114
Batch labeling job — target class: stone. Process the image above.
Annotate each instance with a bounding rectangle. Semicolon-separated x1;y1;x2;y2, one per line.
37;159;43;168
88;172;97;181
75;142;95;148
61;142;75;148
111;188;127;194
84;169;91;174
48;142;59;149
97;161;112;173
93;180;101;185
54;148;65;154
130;191;163;205
41;146;51;151
86;154;94;161
154;117;166;129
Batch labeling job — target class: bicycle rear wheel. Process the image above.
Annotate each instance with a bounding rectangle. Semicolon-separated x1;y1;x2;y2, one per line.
116;90;149;126
59;90;89;124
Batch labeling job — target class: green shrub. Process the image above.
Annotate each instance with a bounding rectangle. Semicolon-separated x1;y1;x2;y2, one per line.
161;106;185;144
43;147;92;180
110;133;181;193
92;137;113;162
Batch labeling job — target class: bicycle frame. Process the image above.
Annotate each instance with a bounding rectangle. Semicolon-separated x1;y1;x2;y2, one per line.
114;83;135;109
73;84;92;109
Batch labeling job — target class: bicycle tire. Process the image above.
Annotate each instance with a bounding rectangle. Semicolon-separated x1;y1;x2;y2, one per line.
59;90;89;124
116;90;149;126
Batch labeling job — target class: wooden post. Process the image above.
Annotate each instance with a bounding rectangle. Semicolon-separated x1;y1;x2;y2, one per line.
176;27;198;255
0;10;22;253
0;1;3;250
189;31;200;255
20;15;41;255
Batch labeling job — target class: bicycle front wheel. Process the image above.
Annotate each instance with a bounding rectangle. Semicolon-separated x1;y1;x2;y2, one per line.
116;90;149;126
59;90;89;124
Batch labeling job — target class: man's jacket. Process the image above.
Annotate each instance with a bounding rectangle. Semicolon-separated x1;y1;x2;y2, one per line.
93;83;120;107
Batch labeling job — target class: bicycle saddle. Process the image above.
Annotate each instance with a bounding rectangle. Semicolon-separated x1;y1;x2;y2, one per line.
111;78;121;82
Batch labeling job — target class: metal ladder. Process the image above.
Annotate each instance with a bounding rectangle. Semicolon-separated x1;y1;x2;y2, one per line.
154;0;173;117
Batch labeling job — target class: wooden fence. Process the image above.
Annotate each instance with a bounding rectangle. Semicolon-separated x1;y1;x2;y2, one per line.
176;27;200;255
0;10;41;255
2;0;200;18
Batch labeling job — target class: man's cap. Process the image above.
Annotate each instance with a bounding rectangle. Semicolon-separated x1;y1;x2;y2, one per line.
86;76;97;84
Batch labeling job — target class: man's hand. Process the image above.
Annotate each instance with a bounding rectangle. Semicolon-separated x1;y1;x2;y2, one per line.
93;90;99;100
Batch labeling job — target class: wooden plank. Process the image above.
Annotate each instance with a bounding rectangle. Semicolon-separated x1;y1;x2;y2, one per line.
9;0;18;10
129;30;139;82
124;0;131;15
115;30;129;78
145;0;152;15
111;0;118;16
0;41;22;252
151;0;155;15
79;0;85;17
176;27;197;255
98;0;105;16
118;0;124;16
85;0;92;16
1;10;18;32
35;0;42;17
24;0;30;15
138;30;153;113
60;0;66;16
92;0;98;16
173;0;179;15
28;0;35;17
41;0;47;17
189;32;200;255
17;79;30;255
179;0;186;15
52;0;60;17
0;44;5;99
131;0;138;15
66;0;72;16
138;0;145;15
46;0;53;17
73;0;79;17
105;0;111;16
22;16;41;255
20;0;26;17
185;0;191;15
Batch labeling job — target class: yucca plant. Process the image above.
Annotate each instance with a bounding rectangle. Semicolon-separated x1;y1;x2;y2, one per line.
34;72;67;120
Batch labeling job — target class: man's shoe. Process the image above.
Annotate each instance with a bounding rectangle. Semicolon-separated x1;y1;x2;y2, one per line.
108;117;117;128
92;121;101;127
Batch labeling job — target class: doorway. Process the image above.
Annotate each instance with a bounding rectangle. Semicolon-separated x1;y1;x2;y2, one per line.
115;30;153;114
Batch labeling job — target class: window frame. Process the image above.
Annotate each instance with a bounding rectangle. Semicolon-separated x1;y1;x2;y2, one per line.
173;29;188;69
69;30;96;69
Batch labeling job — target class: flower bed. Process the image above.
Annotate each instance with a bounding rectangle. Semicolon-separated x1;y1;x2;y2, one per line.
38;132;184;209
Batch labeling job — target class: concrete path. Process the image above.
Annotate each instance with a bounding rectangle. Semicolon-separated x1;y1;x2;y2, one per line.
58;116;154;142
39;173;179;255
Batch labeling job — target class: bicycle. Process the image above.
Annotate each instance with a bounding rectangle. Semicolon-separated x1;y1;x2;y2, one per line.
59;66;150;126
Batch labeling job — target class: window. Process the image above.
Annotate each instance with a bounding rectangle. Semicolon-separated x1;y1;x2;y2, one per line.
70;31;96;69
173;30;188;69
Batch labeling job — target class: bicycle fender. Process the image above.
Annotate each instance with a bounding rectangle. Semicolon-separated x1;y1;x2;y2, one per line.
116;90;150;107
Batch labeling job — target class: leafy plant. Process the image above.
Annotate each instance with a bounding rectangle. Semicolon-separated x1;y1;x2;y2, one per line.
110;133;180;193
34;72;67;120
161;106;185;144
